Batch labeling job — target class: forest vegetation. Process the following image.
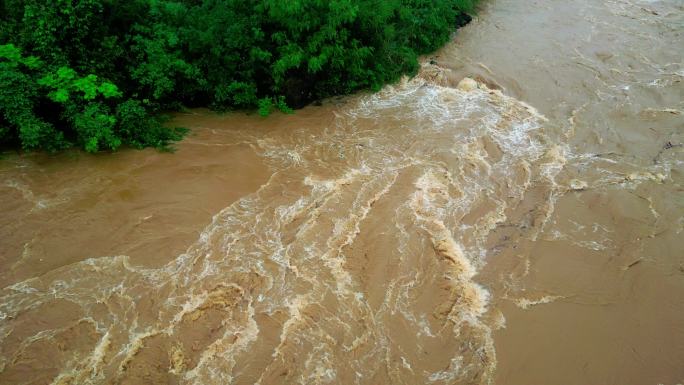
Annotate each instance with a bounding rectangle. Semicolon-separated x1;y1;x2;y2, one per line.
0;0;475;152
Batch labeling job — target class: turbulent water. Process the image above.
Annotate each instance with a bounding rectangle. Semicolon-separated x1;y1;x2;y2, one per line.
1;0;683;384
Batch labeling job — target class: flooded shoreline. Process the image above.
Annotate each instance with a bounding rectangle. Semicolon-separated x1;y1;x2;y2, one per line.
1;0;683;384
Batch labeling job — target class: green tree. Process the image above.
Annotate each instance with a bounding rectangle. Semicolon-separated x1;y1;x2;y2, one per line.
0;0;476;152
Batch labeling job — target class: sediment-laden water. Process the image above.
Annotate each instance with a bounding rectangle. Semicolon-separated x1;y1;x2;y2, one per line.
1;0;682;384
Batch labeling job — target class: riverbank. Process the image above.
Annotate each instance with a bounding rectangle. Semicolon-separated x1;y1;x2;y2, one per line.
0;0;475;152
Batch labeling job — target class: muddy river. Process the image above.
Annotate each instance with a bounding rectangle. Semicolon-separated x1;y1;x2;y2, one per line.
1;0;682;384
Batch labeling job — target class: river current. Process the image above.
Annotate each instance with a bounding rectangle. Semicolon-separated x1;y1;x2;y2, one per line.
1;0;682;384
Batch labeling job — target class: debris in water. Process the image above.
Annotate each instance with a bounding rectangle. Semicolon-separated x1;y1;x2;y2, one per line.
624;258;643;270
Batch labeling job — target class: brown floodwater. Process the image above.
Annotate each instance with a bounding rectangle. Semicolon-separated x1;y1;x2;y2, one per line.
1;0;683;384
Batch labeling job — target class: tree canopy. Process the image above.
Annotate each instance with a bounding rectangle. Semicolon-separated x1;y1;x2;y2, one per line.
0;0;475;152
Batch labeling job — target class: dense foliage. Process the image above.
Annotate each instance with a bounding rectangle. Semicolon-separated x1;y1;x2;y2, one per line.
0;0;475;152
